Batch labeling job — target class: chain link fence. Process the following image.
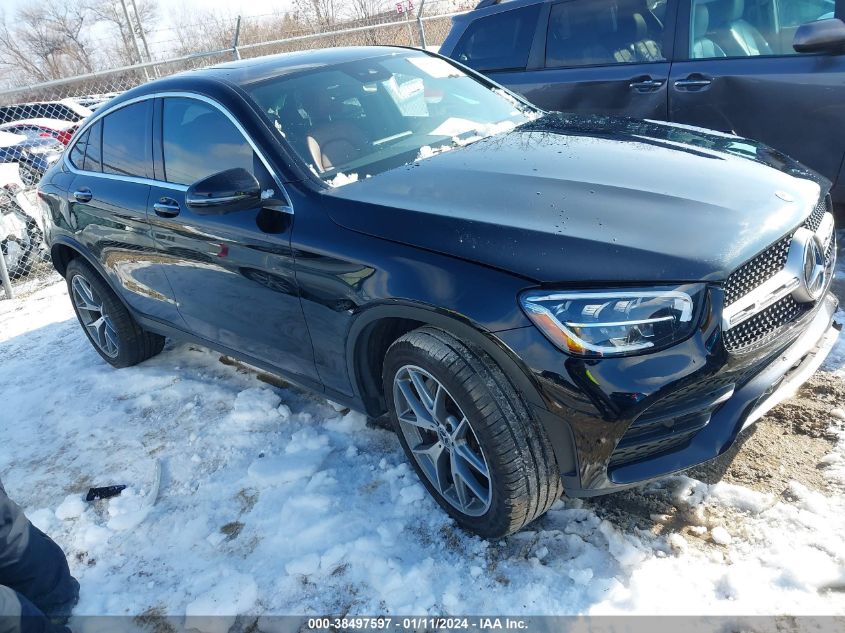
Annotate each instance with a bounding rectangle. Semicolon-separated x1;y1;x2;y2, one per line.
0;173;59;300
0;1;469;299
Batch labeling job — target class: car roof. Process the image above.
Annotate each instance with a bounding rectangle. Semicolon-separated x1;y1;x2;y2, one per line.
0;130;26;148
471;0;546;13
122;46;422;97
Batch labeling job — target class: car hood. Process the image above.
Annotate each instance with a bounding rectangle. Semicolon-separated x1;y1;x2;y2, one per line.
324;113;826;284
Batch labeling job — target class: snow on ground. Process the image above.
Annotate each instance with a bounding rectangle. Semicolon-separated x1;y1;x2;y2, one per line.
1;274;845;626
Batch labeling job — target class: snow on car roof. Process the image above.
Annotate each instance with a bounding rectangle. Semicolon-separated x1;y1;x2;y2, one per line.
0;130;26;147
0;118;78;131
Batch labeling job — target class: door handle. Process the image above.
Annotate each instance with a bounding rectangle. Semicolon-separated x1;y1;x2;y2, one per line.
674;75;713;90
73;188;92;203
629;78;665;92
153;198;180;218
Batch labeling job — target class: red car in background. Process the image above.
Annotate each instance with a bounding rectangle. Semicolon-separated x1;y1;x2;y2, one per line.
0;118;80;146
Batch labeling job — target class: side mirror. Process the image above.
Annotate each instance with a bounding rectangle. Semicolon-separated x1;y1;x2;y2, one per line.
794;18;845;54
185;168;261;214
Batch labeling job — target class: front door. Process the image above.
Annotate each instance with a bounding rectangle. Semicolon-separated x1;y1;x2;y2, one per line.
669;0;845;188
146;96;317;382
511;0;678;119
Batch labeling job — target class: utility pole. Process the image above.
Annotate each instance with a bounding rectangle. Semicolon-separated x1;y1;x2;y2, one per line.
416;0;427;49
120;0;149;80
232;15;242;60
129;0;153;69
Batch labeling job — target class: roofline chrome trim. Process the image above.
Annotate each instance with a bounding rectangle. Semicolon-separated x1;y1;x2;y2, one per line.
722;212;835;330
64;90;293;213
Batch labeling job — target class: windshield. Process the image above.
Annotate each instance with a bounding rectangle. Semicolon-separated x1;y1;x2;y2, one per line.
246;51;539;186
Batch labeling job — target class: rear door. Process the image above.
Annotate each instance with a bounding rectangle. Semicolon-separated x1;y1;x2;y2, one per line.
65;100;181;323
463;0;679;119
669;0;845;190
146;95;318;382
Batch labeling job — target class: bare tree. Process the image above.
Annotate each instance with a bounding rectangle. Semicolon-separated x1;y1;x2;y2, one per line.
167;6;237;56
292;0;342;32
0;1;97;83
86;0;158;66
0;0;158;85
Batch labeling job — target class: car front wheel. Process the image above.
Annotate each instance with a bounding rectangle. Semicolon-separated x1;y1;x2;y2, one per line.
383;326;562;538
65;258;165;368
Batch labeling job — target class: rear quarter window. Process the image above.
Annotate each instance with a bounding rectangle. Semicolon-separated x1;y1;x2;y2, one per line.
101;101;152;178
451;5;541;72
68;128;90;170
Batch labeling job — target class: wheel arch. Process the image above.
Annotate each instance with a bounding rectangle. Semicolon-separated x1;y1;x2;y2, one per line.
348;302;578;480
50;238;133;313
348;303;547;417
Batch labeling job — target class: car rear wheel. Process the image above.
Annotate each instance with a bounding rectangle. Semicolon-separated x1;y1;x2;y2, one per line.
65;258;165;368
383;326;562;538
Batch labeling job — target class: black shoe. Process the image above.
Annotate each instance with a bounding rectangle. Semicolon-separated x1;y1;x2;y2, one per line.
43;578;79;626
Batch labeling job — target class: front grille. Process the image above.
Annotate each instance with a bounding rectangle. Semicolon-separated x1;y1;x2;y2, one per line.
722;194;833;352
804;195;831;232
723;295;808;352
723;235;790;305
825;228;837;267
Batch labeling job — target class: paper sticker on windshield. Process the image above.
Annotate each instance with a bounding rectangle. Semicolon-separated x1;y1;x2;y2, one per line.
407;56;464;79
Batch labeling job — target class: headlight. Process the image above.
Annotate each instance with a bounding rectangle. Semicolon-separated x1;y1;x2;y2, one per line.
519;285;705;357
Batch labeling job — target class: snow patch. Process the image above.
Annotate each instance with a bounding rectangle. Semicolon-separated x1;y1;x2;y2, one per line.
328;172;359;188
184;571;258;633
55;495;85;520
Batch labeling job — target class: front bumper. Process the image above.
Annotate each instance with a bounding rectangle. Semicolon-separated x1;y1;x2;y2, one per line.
496;290;840;497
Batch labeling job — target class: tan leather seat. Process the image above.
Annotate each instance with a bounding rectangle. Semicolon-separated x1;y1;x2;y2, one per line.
305;93;369;173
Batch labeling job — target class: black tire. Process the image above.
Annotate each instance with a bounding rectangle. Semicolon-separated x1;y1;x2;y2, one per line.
65;258;165;368
383;326;562;538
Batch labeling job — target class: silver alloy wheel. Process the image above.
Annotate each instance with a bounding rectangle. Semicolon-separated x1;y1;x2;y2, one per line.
71;274;119;358
393;365;492;516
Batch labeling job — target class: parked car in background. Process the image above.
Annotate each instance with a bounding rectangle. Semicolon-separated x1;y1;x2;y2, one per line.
0;99;92;125
0;163;47;278
440;0;845;209
0;118;80;146
38;47;838;537
69;93;123;112
0;131;62;186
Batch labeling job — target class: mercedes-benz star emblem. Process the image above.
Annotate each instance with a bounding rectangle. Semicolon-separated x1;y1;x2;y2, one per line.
790;228;828;303
802;236;826;299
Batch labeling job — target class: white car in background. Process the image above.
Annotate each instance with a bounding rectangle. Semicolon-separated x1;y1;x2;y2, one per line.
0;98;91;125
0;161;46;278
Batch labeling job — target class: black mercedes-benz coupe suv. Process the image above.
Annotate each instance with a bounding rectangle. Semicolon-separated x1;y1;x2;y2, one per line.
38;46;839;537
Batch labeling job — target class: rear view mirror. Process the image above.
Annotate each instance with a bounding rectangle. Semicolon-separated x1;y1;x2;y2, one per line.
186;168;261;214
793;18;845;54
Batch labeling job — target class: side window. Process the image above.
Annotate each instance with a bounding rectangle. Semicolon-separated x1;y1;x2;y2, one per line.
452;5;541;72
690;0;834;59
68;128;90;170
83;120;103;173
546;0;667;68
101;101;152;178
161;98;255;186
778;0;836;27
